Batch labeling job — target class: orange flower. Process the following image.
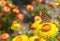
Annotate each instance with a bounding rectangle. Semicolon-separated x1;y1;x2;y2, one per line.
0;1;6;7
16;14;24;21
35;0;43;4
12;8;20;14
34;16;42;21
26;5;35;12
3;6;11;13
1;33;10;40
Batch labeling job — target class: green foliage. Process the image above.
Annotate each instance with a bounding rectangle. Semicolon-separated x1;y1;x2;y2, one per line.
0;8;2;13
26;30;34;37
12;0;32;5
49;38;57;41
1;12;16;34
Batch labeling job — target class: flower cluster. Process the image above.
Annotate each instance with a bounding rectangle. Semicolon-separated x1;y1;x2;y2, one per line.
0;0;24;21
12;35;46;41
34;22;58;39
0;0;60;41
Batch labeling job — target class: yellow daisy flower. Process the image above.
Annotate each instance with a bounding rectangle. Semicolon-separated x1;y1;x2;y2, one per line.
53;20;59;26
35;22;58;39
57;0;60;5
29;35;46;41
11;21;22;32
12;34;29;41
11;23;22;31
31;20;42;29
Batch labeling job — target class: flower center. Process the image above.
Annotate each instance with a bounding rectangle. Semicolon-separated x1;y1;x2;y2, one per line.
16;37;22;41
26;5;34;12
2;34;6;38
34;38;40;41
41;24;51;32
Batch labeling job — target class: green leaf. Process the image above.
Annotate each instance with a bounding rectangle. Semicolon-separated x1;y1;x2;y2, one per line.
1;12;15;34
0;8;2;13
0;40;4;41
7;38;12;41
49;38;56;41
